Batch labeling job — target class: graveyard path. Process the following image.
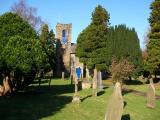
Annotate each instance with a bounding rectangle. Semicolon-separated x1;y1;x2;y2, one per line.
122;88;160;100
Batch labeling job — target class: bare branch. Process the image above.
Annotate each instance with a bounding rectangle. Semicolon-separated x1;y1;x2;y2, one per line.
11;0;44;31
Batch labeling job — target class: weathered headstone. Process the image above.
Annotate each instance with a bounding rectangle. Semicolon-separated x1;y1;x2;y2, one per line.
105;82;123;120
86;67;91;80
62;72;64;80
147;78;155;108
97;71;103;90
72;67;81;103
3;76;11;95
92;68;98;96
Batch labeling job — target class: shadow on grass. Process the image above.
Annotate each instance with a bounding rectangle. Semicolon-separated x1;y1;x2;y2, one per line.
124;80;143;85
122;89;133;96
121;114;130;120
123;101;127;108
97;91;105;96
0;84;74;120
30;84;74;95
81;90;106;102
81;95;92;102
103;86;109;90
32;79;49;84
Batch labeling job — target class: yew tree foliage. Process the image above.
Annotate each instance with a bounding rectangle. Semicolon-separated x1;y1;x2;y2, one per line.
0;12;46;90
0;12;37;69
3;36;45;73
106;25;142;76
76;5;110;71
146;0;160;73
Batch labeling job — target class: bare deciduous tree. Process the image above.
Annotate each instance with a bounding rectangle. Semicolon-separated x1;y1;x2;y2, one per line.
110;59;135;84
11;0;44;31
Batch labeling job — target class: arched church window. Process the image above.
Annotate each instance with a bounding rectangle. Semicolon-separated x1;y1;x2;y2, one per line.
62;29;67;44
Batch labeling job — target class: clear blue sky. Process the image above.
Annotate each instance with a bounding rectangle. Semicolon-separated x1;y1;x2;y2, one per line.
0;0;153;49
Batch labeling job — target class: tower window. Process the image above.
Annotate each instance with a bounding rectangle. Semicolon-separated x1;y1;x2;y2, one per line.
62;29;67;44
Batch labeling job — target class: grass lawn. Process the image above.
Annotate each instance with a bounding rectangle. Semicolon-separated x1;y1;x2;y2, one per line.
124;84;160;96
0;78;160;120
103;79;160;96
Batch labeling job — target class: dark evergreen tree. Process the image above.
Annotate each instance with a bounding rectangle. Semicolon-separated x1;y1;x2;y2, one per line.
40;24;56;75
40;24;49;45
146;0;160;74
3;36;46;90
76;5;110;96
0;12;45;93
76;5;110;71
106;25;142;77
0;12;37;71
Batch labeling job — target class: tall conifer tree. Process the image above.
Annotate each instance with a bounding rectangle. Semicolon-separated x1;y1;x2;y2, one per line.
146;0;160;73
40;24;56;74
76;5;110;71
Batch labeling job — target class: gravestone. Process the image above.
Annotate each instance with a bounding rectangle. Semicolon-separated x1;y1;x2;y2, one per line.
147;78;155;108
62;72;64;80
105;82;123;120
97;71;103;90
86;67;91;81
72;67;81;103
92;68;98;96
3;76;11;95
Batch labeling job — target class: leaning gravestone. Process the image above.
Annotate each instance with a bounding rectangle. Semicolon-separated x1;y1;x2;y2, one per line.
105;82;123;120
147;78;155;108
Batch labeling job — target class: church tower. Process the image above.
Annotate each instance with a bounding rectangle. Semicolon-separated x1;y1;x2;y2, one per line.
56;23;72;45
56;23;72;75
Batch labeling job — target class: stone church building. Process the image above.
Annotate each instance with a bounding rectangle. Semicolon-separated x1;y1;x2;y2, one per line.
55;23;84;77
55;23;103;89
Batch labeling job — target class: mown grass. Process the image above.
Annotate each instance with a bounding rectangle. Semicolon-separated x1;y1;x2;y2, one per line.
103;79;160;96
0;78;160;120
124;84;160;96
